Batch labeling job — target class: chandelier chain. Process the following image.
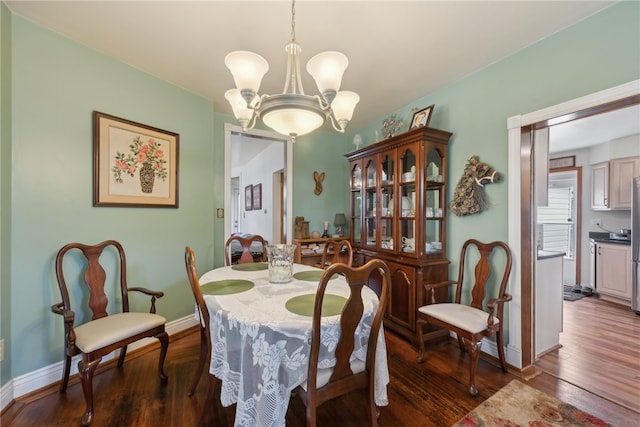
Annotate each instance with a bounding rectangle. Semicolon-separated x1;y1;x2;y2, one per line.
290;0;296;43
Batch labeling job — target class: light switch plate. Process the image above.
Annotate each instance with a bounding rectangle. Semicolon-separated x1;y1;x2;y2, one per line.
0;338;4;362
216;208;224;218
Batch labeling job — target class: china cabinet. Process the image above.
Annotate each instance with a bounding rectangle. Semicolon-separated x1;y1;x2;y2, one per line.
345;126;452;344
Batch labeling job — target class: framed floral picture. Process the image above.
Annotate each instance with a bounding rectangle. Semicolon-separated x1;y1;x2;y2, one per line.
245;185;253;211
410;104;435;129
252;183;262;210
93;111;179;207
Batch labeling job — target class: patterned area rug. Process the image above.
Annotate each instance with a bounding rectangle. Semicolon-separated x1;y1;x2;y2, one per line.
453;380;611;426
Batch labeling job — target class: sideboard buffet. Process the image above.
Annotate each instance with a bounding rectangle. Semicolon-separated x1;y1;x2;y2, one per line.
345;126;452;345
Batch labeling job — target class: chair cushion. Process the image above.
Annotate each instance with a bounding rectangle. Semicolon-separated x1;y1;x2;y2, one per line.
299;359;366;391
418;303;498;334
75;312;166;353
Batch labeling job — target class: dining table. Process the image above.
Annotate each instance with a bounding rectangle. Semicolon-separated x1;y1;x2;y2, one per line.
198;261;389;427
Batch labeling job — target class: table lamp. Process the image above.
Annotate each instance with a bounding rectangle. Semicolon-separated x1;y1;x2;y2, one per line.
334;213;347;237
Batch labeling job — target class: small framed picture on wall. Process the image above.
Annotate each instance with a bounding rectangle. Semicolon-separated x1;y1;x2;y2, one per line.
252;183;262;210
245;185;253;211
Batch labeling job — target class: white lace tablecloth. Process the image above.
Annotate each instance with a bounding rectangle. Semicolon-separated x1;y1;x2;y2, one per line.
199;263;389;427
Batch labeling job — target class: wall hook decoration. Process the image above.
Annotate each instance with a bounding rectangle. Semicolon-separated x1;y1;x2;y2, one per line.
313;171;325;195
449;155;500;216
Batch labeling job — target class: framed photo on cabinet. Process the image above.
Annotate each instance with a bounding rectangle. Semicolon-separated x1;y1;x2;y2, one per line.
93;111;179;207
410;104;434;129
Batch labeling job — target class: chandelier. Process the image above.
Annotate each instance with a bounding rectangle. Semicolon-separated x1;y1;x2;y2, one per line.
224;0;359;141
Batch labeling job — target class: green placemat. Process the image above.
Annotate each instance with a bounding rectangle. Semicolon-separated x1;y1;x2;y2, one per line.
293;270;338;282
231;262;268;271
285;294;347;317
201;279;254;295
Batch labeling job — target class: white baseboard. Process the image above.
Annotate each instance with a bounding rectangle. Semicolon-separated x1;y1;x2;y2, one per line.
0;314;197;412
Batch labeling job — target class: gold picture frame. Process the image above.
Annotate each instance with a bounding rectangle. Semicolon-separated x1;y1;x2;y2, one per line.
93;111;179;207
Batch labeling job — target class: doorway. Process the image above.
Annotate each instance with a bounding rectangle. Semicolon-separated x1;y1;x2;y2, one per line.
538;167;582;287
224;123;293;244
507;80;640;371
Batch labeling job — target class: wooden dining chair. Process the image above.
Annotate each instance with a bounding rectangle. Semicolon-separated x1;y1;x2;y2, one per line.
184;246;211;397
52;240;168;426
315;237;353;269
415;239;513;396
294;259;391;427
224;234;268;265
185;246;223;426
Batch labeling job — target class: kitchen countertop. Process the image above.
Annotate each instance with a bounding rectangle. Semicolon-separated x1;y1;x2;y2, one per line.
589;231;631;245
537;250;565;260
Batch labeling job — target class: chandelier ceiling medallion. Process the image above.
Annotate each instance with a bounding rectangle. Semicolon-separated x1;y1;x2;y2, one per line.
224;0;359;141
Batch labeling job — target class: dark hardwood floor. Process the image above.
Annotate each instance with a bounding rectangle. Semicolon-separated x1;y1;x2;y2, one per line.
2;302;639;426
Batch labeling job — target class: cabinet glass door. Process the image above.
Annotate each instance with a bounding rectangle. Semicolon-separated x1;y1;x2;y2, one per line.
350;164;362;245
424;148;444;255
364;159;377;248
399;147;417;254
381;153;395;251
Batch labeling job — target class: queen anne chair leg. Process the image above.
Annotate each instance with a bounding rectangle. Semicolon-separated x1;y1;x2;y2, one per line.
60;354;72;392
367;384;379;426
157;332;169;382
198;374;220;427
463;338;481;397
496;329;508;372
188;328;208;396
117;345;128;367
78;357;101;426
416;318;427;363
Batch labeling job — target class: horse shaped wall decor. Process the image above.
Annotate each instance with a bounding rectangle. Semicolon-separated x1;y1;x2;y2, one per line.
449;155;500;216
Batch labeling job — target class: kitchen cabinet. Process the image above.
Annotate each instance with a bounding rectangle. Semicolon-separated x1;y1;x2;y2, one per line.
346;126;452;343
596;242;632;306
591;156;640;210
535;251;564;358
610;156;640;209
591;162;609;210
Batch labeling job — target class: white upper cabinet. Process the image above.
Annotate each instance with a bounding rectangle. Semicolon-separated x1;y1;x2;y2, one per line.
591;156;640;210
610;156;640;209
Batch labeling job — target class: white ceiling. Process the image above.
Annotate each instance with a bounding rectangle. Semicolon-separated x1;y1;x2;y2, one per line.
549;104;640;153
5;0;618;132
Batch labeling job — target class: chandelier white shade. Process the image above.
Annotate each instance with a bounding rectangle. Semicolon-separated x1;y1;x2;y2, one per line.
224;0;359;140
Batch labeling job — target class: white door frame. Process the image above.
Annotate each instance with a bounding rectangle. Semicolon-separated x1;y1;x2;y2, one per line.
224;123;293;242
506;79;640;369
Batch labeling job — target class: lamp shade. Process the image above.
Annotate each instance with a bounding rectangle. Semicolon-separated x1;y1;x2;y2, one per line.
306;51;348;95
225;89;254;126
259;94;326;138
331;91;360;128
225;51;269;93
334;213;347;226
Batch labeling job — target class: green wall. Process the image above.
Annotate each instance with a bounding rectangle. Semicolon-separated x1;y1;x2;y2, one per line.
3;10;348;383
8;15;218;377
1;1;639;391
1;1;13;387
352;1;639;270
